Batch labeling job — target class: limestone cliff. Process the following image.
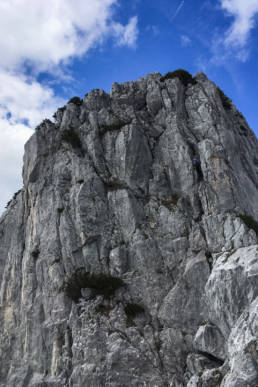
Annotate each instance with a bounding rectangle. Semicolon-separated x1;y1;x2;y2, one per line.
1;70;258;386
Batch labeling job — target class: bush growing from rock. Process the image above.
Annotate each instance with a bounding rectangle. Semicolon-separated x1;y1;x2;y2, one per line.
160;69;196;86
68;96;82;106
217;87;232;110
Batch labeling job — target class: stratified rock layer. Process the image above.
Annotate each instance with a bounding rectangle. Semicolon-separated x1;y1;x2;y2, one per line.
1;71;258;386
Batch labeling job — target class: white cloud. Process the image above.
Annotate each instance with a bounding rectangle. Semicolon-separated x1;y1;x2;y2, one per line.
0;71;64;127
0;0;138;72
0;121;32;214
210;0;258;64
181;35;191;46
221;0;258;47
113;16;139;47
0;72;63;214
0;0;139;216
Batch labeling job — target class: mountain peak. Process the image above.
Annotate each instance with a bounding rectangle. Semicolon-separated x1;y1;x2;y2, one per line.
1;70;258;386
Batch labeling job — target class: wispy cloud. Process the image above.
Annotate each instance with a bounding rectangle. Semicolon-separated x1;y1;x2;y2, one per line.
146;25;160;37
181;35;191;46
172;1;185;19
212;0;258;62
221;0;258;47
113;16;139;47
195;56;209;73
208;0;258;65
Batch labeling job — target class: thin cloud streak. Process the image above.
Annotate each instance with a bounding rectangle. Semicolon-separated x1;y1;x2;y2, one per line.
172;0;185;19
181;35;191;46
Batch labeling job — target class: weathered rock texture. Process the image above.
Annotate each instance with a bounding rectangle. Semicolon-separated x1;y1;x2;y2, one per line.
1;71;258;386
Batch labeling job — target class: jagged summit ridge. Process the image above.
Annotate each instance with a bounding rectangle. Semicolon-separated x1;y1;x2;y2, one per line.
1;70;258;386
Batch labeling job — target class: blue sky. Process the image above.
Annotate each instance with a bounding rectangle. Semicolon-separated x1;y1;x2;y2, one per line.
0;0;258;214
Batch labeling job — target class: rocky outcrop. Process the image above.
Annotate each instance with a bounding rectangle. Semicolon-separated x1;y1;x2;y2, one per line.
1;70;258;386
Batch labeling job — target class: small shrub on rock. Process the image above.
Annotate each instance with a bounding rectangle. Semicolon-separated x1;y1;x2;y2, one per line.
5;189;22;208
68;96;82;106
42;119;53;125
53;106;66;120
64;270;125;302
162;193;180;210
217;87;232;110
160;69;196;86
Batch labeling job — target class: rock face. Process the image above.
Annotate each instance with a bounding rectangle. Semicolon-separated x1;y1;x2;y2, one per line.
1;70;258;386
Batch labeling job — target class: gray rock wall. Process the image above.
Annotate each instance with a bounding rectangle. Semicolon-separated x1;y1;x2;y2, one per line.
1;71;258;386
